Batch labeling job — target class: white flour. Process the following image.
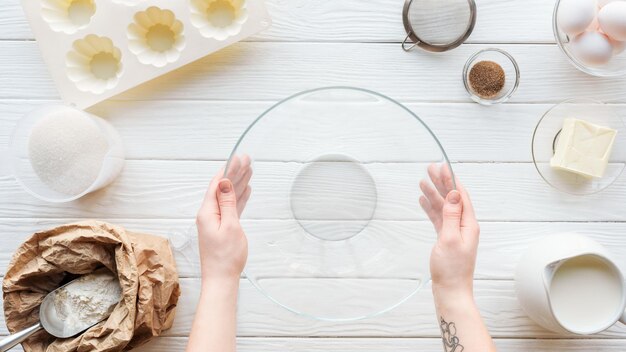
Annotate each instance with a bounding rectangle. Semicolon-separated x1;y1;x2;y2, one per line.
54;270;122;335
28;109;109;195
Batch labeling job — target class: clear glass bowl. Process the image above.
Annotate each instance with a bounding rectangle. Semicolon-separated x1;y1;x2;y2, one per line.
463;48;520;105
532;98;626;195
225;87;454;321
553;0;626;77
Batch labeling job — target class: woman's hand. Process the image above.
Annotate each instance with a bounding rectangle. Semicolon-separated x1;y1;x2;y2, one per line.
420;164;496;352
188;156;253;352
196;155;253;281
419;163;480;299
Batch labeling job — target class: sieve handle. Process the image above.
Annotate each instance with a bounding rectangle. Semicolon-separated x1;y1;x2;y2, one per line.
0;149;12;178
0;322;43;352
401;32;418;52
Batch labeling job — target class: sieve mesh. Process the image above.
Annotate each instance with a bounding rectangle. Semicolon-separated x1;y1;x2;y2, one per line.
402;0;476;52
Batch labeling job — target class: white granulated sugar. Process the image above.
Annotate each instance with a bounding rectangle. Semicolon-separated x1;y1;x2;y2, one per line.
54;270;122;336
28;110;109;195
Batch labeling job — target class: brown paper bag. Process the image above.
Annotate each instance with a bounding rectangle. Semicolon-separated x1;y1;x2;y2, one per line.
2;221;181;352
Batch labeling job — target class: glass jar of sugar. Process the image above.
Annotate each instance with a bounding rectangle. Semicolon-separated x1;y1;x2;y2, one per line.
1;105;125;202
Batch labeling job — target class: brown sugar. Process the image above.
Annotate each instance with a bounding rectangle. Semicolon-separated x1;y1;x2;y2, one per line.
468;61;505;99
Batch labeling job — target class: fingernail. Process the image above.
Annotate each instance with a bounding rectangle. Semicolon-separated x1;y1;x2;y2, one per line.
219;180;232;194
447;190;461;204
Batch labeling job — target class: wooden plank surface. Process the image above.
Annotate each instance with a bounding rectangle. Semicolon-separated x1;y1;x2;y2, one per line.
140;337;626;351
6;338;626;352
2;100;626;163
2;42;626;103
0;0;556;43
2;220;626;280
2;0;626;349
1;161;625;221
3;279;626;339
2;220;625;342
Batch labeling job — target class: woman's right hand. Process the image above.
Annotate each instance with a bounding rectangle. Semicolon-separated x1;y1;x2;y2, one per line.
196;155;253;282
419;163;480;300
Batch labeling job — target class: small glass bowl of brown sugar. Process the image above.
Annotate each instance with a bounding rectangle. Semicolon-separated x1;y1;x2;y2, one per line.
463;48;520;105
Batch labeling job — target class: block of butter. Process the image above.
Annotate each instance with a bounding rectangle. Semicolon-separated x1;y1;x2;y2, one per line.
550;118;617;178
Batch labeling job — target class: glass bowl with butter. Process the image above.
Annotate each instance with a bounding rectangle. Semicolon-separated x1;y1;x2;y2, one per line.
532;98;626;195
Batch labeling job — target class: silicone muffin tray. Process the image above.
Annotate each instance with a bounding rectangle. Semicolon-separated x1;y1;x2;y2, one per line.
21;0;271;108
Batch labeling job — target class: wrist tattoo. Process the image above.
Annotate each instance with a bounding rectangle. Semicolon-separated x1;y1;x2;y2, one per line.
440;316;464;352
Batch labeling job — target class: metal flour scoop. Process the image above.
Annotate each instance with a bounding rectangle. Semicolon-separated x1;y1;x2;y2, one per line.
0;270;121;351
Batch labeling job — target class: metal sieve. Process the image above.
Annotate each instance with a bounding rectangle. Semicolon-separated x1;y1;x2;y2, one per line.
402;0;477;52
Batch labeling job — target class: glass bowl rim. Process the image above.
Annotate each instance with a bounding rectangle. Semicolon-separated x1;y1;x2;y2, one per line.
224;86;456;321
225;86;455;181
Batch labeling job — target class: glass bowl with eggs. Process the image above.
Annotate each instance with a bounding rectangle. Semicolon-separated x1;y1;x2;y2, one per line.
554;0;626;77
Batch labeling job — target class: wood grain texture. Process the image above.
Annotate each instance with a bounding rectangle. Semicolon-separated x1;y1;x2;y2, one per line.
2;279;626;338
0;0;556;43
1;219;626;281
3;100;626;163
1;161;625;221
1;42;626;103
136;337;626;351
1;0;625;349
5;338;626;352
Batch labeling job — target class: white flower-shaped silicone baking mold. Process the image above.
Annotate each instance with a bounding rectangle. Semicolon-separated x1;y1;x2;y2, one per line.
128;7;186;67
20;0;270;108
190;0;249;40
66;35;124;94
41;0;96;34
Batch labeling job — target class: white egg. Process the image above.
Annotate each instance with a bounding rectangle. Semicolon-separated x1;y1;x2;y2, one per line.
558;0;598;36
609;37;626;54
598;2;626;41
587;16;600;31
571;31;614;65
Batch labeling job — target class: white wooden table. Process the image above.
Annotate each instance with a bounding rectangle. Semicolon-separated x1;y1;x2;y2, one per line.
2;0;626;350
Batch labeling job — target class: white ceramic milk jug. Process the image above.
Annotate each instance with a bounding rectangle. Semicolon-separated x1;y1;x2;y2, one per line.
515;233;626;335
